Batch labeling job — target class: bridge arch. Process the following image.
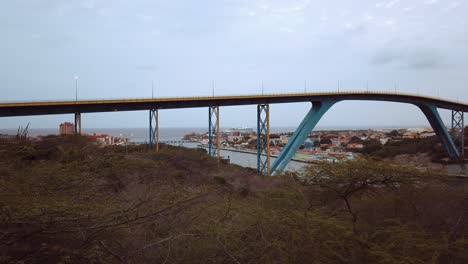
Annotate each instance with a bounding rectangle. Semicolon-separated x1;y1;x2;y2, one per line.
271;99;462;174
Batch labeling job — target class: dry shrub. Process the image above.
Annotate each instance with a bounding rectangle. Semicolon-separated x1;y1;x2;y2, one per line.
1;138;467;263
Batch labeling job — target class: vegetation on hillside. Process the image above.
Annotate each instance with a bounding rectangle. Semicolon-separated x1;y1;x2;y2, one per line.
1;136;467;263
360;137;445;159
360;127;468;160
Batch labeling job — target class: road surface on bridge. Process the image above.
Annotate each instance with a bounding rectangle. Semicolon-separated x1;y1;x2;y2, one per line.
1;91;467;117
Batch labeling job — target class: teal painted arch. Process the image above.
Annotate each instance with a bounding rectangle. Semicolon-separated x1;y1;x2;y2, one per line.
270;101;462;175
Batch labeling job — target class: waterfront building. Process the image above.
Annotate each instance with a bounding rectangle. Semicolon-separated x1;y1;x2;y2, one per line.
59;122;75;135
347;143;364;149
303;138;315;149
419;132;436;138
279;135;289;144
87;134;115;145
225;127;254;134
403;132;419;139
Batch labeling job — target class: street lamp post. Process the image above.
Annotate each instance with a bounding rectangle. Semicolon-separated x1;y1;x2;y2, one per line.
212;80;215;97
73;75;80;135
74;76;79;102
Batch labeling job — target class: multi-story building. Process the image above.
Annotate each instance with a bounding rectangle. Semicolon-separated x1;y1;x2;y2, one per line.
59;122;75;135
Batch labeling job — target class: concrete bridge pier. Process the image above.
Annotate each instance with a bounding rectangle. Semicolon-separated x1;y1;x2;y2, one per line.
74;113;82;135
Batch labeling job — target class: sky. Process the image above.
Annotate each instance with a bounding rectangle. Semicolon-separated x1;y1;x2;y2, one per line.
0;0;467;129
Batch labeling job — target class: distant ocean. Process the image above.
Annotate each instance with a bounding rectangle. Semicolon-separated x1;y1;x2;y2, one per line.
0;125;424;143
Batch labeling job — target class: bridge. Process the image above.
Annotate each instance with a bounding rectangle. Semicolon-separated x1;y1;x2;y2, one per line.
160;140;191;145
132;140;192;145
1;91;466;175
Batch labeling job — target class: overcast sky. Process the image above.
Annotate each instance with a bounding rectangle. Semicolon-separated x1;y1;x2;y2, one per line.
1;0;467;129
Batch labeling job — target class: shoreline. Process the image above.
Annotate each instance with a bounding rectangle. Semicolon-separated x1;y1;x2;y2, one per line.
210;145;323;165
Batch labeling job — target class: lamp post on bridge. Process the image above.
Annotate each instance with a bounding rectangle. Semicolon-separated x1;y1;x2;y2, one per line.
73;75;82;136
74;76;79;102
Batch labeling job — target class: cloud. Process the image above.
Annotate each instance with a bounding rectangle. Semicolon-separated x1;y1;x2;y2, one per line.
150;29;161;35
371;50;400;65
279;26;293;33
342;21;366;35
371;47;444;69
425;0;438;5
136;64;159;72
56;6;67;17
407;52;442;69
138;14;154;21
375;0;400;8
443;1;461;11
320;9;328;21
402;6;414;12
384;19;395;26
363;14;374;21
81;0;96;9
385;0;400;8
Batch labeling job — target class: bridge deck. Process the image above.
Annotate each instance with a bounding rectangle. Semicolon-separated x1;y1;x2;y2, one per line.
1;92;467;117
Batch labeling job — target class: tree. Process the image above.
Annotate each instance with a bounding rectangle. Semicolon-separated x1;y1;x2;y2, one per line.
269;134;280;139
387;129;401;138
299;159;425;228
348;136;363;144
361;139;382;154
320;138;332;145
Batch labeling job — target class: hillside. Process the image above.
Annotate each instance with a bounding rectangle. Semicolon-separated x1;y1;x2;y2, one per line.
1;136;467;263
